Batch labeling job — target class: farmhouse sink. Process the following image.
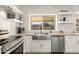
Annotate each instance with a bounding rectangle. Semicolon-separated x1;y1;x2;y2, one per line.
34;32;49;36
32;33;51;40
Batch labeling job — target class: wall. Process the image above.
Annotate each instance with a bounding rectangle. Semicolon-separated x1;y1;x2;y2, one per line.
0;10;17;35
16;5;74;32
0;11;11;33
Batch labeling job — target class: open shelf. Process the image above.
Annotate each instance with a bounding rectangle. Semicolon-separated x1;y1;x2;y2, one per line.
58;21;75;24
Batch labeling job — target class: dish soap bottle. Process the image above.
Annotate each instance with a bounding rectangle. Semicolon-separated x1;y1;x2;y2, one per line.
63;17;66;21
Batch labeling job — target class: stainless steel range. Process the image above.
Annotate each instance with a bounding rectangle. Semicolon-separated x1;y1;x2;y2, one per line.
0;36;23;54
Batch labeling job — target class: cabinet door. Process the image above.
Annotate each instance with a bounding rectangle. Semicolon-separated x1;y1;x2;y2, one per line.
75;36;79;52
65;36;77;53
0;46;2;54
40;40;51;53
31;40;41;53
24;36;32;53
31;40;51;53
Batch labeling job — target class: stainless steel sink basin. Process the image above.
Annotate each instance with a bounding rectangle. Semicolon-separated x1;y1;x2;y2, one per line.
32;34;51;40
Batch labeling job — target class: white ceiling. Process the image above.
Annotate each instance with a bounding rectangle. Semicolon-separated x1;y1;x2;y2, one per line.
15;5;75;15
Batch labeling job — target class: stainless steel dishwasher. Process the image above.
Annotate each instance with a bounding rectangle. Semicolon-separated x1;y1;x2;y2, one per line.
51;36;65;53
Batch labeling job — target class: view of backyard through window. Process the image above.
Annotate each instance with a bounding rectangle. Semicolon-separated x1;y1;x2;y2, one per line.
30;15;56;30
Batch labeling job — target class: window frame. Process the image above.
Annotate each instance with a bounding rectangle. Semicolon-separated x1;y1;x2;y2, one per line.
29;14;57;32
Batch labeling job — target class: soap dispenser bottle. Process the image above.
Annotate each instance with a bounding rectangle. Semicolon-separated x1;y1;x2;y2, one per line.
63;17;66;21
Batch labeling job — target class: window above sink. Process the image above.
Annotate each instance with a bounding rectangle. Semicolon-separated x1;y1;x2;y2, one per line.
29;14;57;33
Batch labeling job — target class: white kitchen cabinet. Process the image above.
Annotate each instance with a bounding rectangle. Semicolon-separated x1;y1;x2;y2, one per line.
65;35;75;53
65;35;79;53
75;36;79;52
24;36;32;53
31;40;51;53
0;46;2;54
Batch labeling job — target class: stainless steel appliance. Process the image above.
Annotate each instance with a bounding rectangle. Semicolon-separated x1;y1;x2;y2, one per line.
51;36;65;53
0;36;23;54
9;43;23;54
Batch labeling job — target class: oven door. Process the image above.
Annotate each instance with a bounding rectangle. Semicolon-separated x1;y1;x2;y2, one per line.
3;39;23;54
10;43;23;54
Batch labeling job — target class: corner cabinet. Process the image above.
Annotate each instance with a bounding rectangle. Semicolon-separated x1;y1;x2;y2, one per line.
65;35;79;53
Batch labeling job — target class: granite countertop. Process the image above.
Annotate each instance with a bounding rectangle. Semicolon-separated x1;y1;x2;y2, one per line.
50;33;79;36
26;32;34;36
25;32;79;36
0;32;9;35
13;33;26;36
0;34;10;40
0;32;25;41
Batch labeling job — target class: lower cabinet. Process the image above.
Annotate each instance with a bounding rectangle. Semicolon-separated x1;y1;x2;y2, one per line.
0;46;2;54
65;35;79;53
24;36;32;53
31;40;51;53
24;36;51;54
